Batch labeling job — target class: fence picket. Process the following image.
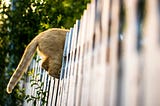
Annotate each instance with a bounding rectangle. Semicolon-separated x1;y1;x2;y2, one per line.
143;0;160;105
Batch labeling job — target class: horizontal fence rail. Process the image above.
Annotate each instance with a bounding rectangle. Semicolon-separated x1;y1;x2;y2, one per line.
22;0;160;106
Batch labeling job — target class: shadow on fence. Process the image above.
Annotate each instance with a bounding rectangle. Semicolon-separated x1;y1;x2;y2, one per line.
23;0;160;106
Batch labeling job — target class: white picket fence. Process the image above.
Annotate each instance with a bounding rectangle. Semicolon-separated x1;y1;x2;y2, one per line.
23;0;160;106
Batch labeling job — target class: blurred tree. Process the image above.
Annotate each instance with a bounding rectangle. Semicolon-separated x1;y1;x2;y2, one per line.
0;0;90;105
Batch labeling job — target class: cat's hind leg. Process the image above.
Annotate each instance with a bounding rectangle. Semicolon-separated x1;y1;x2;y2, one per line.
41;57;49;71
48;57;61;79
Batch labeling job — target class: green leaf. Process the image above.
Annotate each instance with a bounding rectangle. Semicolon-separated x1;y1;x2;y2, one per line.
31;95;36;99
31;82;38;87
27;98;33;103
30;79;35;83
25;95;30;100
35;86;41;90
36;58;42;62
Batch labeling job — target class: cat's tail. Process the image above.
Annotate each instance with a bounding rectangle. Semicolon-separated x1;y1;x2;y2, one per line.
7;38;38;94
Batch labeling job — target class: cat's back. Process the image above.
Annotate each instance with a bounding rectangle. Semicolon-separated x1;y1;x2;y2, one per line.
36;28;69;57
37;28;68;41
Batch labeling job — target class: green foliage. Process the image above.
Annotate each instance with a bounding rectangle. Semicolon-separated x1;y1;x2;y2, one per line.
25;69;47;106
0;0;90;105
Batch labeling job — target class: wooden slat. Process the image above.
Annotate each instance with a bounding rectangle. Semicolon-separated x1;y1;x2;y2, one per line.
80;4;91;106
109;0;119;106
67;21;79;106
75;9;87;106
47;77;54;106
61;29;73;106
122;0;139;106
143;0;160;105
56;31;70;106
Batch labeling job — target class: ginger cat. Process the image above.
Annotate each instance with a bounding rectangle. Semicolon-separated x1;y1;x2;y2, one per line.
7;28;69;94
